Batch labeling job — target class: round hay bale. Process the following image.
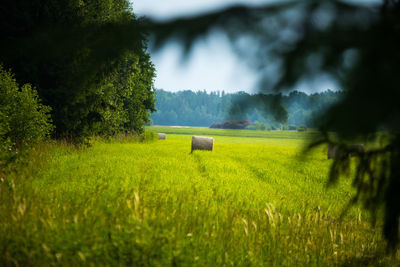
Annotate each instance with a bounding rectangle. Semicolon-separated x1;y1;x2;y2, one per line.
191;136;214;152
158;133;166;140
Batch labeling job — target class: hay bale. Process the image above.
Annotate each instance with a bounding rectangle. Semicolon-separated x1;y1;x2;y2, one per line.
191;136;214;152
328;144;365;159
158;133;166;140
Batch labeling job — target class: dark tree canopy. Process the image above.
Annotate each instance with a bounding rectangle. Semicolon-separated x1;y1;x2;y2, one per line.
145;0;400;249
0;0;156;141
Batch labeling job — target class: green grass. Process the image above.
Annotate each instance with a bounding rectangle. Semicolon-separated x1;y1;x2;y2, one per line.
1;127;399;266
147;126;319;140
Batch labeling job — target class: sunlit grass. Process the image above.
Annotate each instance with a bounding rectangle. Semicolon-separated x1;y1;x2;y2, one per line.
147;125;319;141
0;130;398;266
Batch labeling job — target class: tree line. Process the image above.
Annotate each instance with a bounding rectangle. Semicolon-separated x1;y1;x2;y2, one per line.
0;0;156;158
151;89;342;128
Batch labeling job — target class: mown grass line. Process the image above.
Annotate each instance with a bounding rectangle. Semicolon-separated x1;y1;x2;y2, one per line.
147;126;319;140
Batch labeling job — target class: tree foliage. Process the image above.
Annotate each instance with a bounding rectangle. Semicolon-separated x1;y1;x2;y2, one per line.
145;0;400;249
0;0;155;141
151;89;340;127
0;65;53;151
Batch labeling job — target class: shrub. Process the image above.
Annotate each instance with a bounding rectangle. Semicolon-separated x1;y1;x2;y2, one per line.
0;65;53;150
269;125;278;130
246;121;268;131
246;124;257;130
297;125;307;132
210;120;251;129
288;125;297;131
259;123;267;131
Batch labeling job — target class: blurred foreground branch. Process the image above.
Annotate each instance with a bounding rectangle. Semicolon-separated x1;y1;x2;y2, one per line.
144;0;400;250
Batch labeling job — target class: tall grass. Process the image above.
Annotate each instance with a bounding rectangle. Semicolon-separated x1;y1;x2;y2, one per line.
0;131;398;266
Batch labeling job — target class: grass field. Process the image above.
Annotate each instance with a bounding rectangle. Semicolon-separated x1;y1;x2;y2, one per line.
148;126;319;141
1;127;398;266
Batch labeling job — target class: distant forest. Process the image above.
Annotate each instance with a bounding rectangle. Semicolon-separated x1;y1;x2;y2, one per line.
151;90;342;128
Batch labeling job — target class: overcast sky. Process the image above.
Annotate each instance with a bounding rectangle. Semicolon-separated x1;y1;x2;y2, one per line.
132;0;379;94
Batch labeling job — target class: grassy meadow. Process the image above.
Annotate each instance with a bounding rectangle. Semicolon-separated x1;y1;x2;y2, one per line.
1;127;399;266
148;126;320;140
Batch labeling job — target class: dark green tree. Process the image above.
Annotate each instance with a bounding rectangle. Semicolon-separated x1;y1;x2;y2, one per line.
122;51;156;133
0;0;155;141
98;50;156;135
271;96;289;128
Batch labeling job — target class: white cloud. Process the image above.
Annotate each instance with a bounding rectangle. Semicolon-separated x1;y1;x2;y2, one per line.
152;32;258;93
